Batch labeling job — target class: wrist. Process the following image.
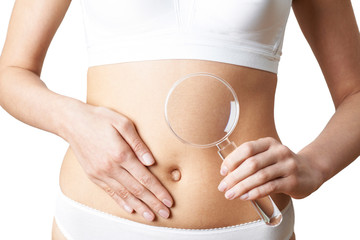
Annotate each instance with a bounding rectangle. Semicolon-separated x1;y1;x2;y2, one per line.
297;146;329;188
52;95;88;142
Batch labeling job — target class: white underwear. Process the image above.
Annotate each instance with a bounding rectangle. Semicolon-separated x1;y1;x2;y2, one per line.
54;187;295;240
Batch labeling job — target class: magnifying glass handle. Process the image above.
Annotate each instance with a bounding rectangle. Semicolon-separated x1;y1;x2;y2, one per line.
216;138;283;227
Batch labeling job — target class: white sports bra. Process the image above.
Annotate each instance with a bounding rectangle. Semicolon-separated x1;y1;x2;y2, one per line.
79;0;293;74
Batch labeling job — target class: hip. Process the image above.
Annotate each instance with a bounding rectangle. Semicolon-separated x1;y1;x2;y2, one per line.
54;184;295;240
59;142;291;229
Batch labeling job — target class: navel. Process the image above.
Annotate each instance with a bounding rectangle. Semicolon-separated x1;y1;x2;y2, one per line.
170;168;181;181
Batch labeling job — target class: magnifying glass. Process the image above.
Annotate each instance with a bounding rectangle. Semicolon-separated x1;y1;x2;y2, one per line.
164;72;282;226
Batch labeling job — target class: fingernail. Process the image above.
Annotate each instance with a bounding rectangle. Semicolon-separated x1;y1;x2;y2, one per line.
142;153;154;165
217;181;227;192
143;211;154;221
159;209;170;218
225;190;235;199
162;199;173;208
220;166;228;176
240;193;249;200
123;204;133;213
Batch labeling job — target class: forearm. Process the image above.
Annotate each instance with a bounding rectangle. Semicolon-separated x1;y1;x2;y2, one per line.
0;66;83;140
297;91;360;184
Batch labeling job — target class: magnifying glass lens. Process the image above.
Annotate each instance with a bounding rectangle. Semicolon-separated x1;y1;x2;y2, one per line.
165;73;238;147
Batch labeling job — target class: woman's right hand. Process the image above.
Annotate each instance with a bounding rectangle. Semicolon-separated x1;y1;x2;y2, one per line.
62;101;173;222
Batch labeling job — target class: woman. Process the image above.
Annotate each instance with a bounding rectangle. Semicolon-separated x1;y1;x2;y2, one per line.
0;0;359;239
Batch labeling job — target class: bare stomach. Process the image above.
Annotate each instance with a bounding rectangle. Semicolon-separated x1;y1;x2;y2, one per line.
59;59;291;229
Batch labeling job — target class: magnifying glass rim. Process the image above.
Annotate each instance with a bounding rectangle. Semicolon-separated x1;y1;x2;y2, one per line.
164;72;240;148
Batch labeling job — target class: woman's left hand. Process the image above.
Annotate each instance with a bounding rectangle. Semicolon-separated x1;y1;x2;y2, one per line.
217;137;325;200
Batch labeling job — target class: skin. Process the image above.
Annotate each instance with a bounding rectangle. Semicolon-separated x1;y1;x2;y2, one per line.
0;0;359;240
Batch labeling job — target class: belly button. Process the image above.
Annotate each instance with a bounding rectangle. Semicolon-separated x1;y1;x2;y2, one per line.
170;169;181;181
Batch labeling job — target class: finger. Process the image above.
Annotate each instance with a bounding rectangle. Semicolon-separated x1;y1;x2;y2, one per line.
112;117;155;166
103;177;158;222
91;177;134;214
109;167;171;219
223;164;283;200
244;178;285;200
115;150;174;208
221;137;275;176
218;149;277;192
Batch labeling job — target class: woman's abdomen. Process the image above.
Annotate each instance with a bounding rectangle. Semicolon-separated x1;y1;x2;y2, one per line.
59;59;291;229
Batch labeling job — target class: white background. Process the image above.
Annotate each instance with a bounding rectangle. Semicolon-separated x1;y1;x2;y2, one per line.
0;1;359;239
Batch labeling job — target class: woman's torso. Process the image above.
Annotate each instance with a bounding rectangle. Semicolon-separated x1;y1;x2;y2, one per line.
59;59;291;229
